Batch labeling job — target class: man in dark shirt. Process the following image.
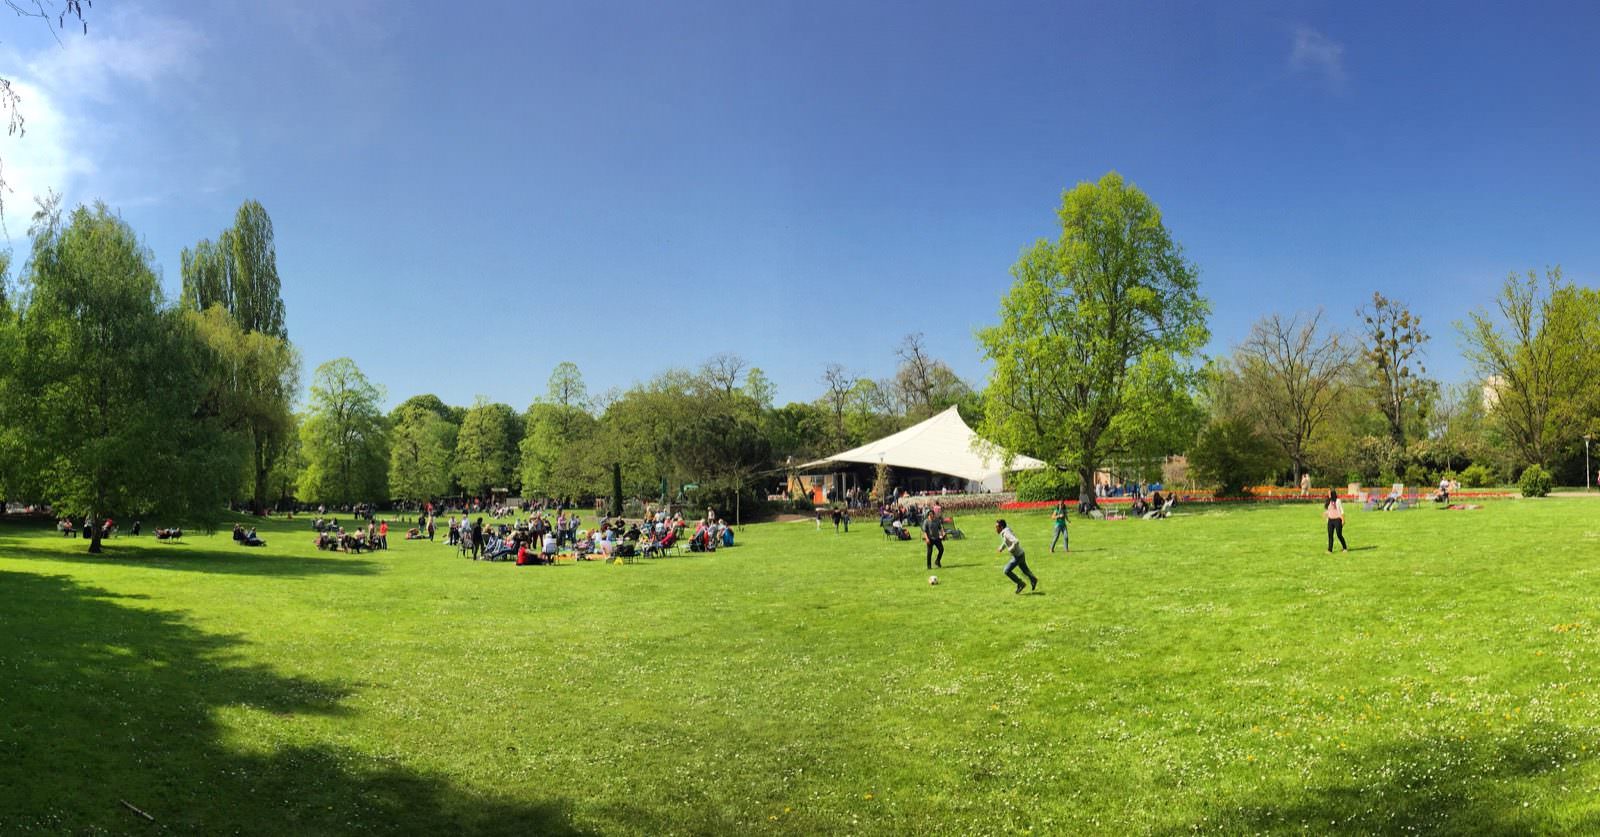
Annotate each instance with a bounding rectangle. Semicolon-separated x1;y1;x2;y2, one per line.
923;511;944;570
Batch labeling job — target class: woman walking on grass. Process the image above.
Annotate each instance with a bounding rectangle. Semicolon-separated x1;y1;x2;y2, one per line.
1324;488;1348;553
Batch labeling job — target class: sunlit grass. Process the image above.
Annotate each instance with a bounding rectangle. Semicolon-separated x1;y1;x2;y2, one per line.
4;498;1600;833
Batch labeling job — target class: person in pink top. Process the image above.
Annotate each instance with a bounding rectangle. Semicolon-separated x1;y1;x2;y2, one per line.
1323;488;1348;553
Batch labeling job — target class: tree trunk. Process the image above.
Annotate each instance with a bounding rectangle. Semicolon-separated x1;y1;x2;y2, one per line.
1077;465;1098;510
87;521;103;554
252;436;271;515
610;464;623;519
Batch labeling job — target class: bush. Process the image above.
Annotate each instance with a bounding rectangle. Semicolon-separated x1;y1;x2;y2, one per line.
1460;463;1496;488
1188;419;1283;497
1520;464;1553;498
1402;464;1430;490
1011;468;1078;503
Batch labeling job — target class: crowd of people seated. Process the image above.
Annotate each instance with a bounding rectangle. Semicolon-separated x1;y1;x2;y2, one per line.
231;524;266;547
312;518;389;553
431;505;734;565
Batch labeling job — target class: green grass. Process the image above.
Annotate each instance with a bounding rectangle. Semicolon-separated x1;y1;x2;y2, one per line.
5;500;1600;834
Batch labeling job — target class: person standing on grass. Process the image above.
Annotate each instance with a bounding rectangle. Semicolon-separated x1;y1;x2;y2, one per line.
1050;501;1068;553
995;519;1036;594
1324;488;1348;553
471;516;485;560
924;511;945;570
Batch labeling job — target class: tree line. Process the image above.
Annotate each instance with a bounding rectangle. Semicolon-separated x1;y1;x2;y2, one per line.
3;178;1596;551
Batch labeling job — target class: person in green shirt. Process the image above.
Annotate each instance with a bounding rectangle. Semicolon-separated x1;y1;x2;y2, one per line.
1050;501;1068;553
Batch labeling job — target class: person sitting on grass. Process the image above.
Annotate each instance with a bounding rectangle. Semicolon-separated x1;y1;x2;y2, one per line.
59;518;75;537
405;526;423;540
242;528;266;547
542;532;560;562
155;527;183;541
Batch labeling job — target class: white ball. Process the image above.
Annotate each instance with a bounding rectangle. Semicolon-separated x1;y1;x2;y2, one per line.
928;575;939;586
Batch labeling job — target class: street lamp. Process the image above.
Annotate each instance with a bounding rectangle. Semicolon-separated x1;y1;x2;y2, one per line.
1586;435;1593;491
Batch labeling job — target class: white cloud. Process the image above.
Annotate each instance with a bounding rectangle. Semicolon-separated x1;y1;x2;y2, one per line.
1289;25;1346;88
0;8;207;234
0;77;95;235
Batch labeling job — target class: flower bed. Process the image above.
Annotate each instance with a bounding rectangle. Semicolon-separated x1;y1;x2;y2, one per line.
896;493;1013;512
1000;488;1516;511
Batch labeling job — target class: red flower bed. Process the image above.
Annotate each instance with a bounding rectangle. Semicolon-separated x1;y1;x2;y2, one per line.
999;489;1515;511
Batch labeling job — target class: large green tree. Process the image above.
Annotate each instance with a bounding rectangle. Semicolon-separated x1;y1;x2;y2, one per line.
518;402;600;500
298;358;388;505
1461;268;1600;468
452;398;515;497
186;305;300;511
9;204;244;548
387;404;457;503
179;200;296;513
978;172;1210;507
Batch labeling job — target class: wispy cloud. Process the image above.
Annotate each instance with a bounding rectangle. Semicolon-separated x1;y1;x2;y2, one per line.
1289;25;1346;89
0;8;208;233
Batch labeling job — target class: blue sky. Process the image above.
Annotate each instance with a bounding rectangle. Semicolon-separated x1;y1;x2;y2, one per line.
4;1;1598;409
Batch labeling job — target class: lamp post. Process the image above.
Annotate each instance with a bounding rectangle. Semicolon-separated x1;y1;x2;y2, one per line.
1586;435;1593;491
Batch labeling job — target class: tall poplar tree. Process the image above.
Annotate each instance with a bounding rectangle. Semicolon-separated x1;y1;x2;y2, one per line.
180;200;297;512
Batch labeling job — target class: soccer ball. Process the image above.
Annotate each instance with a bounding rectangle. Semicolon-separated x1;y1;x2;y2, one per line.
928;575;939;586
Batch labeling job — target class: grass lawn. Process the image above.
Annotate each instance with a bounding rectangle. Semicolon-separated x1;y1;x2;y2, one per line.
5;499;1600;834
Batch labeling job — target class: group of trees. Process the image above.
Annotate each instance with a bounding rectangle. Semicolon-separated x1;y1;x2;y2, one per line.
1188;272;1600;494
970;172;1600;502
0;198;297;548
275;337;981;522
5;174;1596;551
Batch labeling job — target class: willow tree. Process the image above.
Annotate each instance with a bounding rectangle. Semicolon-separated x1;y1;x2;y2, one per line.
979;172;1209;507
11;204;243;548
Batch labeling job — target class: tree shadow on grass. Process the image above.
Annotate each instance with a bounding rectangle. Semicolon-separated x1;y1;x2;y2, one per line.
0;571;587;835
1155;727;1592;834
0;528;380;578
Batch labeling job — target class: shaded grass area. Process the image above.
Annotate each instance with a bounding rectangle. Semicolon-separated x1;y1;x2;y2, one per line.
4;500;1600;833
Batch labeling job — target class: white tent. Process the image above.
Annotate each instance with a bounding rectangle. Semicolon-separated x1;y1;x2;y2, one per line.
800;406;1046;492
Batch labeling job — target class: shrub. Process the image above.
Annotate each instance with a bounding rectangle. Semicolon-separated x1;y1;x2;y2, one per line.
1188;419;1283;497
1460;463;1496;488
1520;464;1553;498
1402;464;1430;490
1011;468;1078;503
